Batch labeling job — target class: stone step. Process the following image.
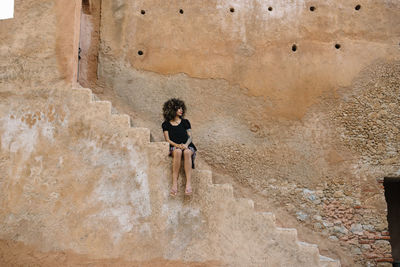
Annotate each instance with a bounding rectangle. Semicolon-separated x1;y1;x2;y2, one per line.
92;93;121;114
297;241;320;266
194;169;213;188
254;211;277;228
87;101;112;118
147;141;170;154
208;183;234;200
74;101;112;125
70;87;92;105
92;93;100;101
297;241;320;263
276;227;299;244
110;114;131;130
236;197;255;210
125;127;150;146
319;255;341;267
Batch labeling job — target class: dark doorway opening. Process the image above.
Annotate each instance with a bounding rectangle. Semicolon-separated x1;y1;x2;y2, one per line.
82;0;91;14
78;0;101;90
384;177;400;264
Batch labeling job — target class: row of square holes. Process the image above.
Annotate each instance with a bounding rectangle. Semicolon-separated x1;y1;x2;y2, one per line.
138;5;362;55
137;44;341;56
292;44;341;52
140;5;362;15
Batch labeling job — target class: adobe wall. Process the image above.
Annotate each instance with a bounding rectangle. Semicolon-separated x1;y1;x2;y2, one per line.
98;0;399;119
0;0;399;266
0;87;208;264
0;0;81;92
0;88;335;267
97;0;400;265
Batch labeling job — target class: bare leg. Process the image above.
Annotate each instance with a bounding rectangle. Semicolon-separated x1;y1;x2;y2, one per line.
183;149;193;194
171;149;182;193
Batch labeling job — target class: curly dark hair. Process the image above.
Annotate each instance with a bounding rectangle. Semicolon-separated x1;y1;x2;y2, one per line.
162;98;186;121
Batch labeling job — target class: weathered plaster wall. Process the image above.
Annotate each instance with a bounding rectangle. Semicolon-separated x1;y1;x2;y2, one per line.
97;0;400;265
0;88;339;266
0;88;203;262
98;0;399;119
0;0;81;92
0;89;152;259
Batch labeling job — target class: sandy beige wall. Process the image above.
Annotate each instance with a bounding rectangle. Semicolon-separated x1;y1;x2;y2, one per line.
99;0;400;119
0;0;398;265
0;88;186;261
0;88;333;266
97;0;400;265
0;0;81;91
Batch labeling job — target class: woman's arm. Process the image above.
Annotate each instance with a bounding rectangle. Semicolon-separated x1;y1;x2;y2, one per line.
163;131;184;149
184;129;192;148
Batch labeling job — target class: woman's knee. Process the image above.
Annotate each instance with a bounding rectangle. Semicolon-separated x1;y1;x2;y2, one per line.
183;149;192;158
172;148;182;157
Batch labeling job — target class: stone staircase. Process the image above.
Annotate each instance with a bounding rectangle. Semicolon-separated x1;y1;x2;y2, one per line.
68;85;340;266
0;85;339;266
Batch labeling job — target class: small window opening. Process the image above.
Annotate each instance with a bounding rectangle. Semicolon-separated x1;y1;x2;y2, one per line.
292;44;297;52
141;10;146;15
230;7;235;13
355;4;361;10
384;177;400;263
179;9;184;14
310;6;316;11
335;44;341;49
268;7;273;11
138;50;144;56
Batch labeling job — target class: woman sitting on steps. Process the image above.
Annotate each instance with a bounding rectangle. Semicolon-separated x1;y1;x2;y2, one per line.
162;98;197;197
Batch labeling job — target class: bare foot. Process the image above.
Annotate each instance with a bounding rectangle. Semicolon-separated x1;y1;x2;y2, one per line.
185;187;192;196
170;188;177;197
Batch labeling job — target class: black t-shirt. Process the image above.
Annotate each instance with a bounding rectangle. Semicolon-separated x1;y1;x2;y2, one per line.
162;119;196;150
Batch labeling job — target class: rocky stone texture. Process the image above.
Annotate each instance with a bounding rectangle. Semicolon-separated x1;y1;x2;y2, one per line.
0;86;340;266
332;62;400;166
328;62;400;265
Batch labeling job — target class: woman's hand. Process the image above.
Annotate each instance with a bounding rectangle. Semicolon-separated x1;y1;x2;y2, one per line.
176;144;185;150
181;144;188;150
